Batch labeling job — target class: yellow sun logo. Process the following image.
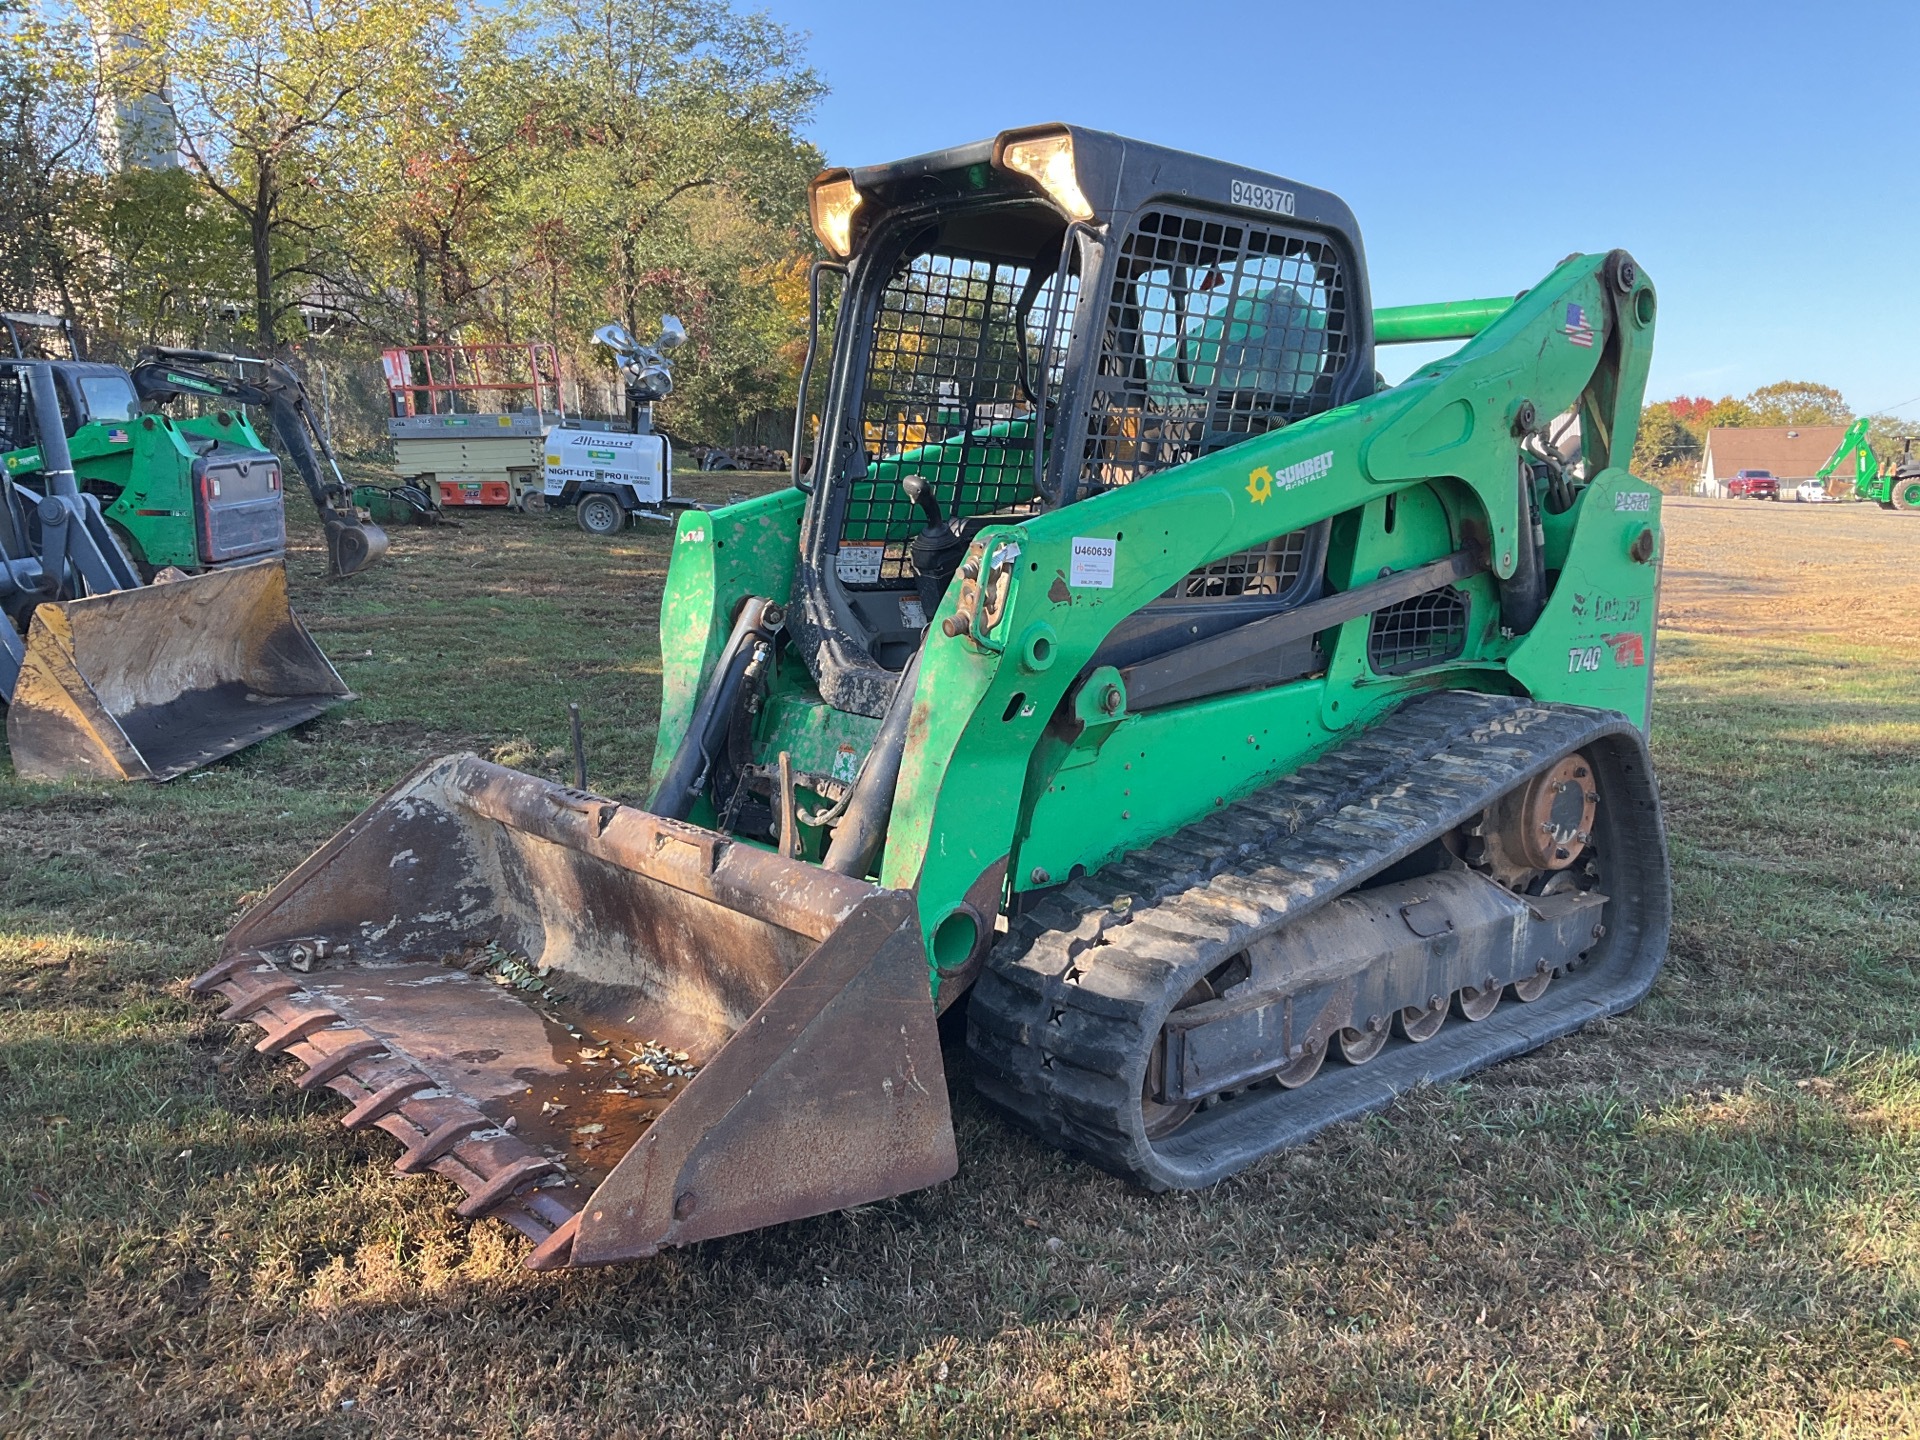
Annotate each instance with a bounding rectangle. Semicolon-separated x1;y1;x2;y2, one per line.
1246;466;1273;504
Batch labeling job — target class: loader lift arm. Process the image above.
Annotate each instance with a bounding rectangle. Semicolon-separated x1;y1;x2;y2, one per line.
0;363;144;692
1814;416;1876;491
129;349;390;576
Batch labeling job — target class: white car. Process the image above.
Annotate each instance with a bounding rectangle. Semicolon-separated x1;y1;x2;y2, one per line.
1796;480;1835;503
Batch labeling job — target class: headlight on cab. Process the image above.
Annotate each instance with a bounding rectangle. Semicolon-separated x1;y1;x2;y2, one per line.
995;128;1094;222
809;172;863;258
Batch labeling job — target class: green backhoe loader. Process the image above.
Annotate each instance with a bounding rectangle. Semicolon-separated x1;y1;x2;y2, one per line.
1811;416;1920;511
195;126;1671;1269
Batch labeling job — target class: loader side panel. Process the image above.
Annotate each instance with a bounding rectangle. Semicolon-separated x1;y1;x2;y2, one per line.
650;487;806;788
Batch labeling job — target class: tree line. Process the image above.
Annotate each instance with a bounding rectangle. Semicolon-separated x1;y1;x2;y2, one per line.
1632;380;1919;486
0;0;825;443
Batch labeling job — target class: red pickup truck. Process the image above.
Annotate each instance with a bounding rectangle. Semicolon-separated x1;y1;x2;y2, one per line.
1726;469;1779;500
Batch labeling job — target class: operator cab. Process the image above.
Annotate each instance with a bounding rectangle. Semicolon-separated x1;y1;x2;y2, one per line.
790;125;1376;717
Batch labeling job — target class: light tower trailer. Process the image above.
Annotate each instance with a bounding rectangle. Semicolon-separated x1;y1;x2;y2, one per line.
543;318;703;535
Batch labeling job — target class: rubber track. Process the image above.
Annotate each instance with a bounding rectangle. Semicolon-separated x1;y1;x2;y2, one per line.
966;690;1670;1190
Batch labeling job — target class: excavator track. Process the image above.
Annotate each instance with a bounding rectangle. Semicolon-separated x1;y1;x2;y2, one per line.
966;690;1670;1190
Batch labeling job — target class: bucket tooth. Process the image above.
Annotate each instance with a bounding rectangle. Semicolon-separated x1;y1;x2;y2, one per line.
191;952;270;992
254;1007;343;1053
199;752;958;1266
341;1076;431;1128
458;1157;565;1218
220;975;302;1021
296;1037;388;1089
395;1116;492;1174
525;1214;582;1271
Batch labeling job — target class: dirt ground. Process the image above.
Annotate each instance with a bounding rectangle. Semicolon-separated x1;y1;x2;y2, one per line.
1659;496;1920;650
1;489;1916;1438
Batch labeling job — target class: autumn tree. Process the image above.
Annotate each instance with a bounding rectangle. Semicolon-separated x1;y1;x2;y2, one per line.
87;0;454;351
1667;395;1711;430
1743;380;1851;427
1702;395;1755;429
1632;401;1702;482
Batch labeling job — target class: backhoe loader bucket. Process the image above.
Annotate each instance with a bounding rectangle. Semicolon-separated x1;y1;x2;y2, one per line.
326;515;390;579
7;559;350;781
190;755;957;1269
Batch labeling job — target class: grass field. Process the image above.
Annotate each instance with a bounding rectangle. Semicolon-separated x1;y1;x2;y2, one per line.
2;489;1917;1438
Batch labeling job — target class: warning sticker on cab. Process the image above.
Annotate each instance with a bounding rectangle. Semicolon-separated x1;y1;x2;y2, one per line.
835;543;884;584
1070;537;1116;588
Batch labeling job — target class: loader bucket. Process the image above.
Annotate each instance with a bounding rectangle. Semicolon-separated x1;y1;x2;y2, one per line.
191;755;957;1268
7;559;350;782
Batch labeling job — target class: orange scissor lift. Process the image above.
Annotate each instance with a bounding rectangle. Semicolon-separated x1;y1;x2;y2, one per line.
382;342;568;511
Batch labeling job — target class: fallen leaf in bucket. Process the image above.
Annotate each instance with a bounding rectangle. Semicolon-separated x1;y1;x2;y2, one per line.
574;1123;605;1135
578;1046;609;1061
540;1101;568;1116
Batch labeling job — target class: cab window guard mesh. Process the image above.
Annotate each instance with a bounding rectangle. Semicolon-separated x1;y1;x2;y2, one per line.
836;248;1079;586
0;370;26;454
1077;206;1351;496
1162;526;1315;601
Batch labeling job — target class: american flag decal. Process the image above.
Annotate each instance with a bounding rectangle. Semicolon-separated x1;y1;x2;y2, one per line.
1564;303;1595;348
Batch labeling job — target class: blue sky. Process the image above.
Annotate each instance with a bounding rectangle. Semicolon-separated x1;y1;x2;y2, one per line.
786;0;1918;414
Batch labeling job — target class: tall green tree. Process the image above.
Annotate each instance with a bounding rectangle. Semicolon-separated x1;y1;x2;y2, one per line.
0;2;99;319
521;0;823;334
89;0;456;351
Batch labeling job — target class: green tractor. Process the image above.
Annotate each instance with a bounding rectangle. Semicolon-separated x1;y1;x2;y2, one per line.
1811;416;1920;511
195;126;1671;1268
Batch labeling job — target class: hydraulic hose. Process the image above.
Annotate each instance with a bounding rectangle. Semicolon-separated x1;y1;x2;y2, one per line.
650;597;783;820
822;644;924;877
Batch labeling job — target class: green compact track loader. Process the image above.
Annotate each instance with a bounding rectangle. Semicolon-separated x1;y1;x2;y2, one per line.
196;126;1671;1269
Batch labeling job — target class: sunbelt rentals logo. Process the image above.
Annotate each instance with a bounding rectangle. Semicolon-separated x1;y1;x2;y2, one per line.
1246;450;1334;504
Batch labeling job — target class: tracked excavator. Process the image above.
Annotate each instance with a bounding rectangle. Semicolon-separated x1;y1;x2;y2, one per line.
195;126;1671;1268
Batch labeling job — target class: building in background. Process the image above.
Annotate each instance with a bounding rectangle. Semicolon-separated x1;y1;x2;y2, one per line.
91;22;183;172
1697;425;1848;498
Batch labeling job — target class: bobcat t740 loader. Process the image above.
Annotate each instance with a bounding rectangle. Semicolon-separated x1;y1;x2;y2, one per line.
195;126;1670;1269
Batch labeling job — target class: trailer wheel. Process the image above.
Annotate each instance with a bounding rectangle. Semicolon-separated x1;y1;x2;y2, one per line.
577;492;626;535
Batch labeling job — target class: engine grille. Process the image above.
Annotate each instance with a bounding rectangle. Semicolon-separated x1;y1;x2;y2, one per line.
1367;587;1470;675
